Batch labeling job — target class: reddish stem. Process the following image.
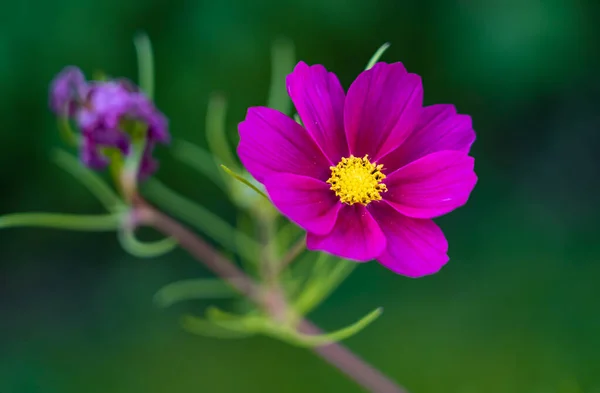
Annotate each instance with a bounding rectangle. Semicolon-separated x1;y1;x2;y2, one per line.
135;198;408;393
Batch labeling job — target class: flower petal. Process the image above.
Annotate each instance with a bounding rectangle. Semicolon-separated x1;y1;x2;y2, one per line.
344;62;423;160
306;204;386;261
264;174;340;235
369;202;448;277
238;107;331;183
384;150;477;219
80;135;108;169
49;66;88;115
286;62;348;163
380;104;476;172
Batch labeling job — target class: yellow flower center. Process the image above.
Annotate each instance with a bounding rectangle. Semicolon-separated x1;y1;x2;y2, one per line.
327;155;388;206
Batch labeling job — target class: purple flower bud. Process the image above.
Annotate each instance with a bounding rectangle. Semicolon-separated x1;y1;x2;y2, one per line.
80;133;109;169
49;66;88;116
139;141;159;180
49;67;170;180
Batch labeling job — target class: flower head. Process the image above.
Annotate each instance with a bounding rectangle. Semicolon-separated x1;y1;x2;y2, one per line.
49;67;170;179
238;61;477;277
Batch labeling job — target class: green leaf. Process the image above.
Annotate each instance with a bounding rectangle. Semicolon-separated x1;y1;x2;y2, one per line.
133;31;155;99
0;212;121;232
293;255;357;316
273;221;302;253
179;301;382;347
118;227;177;258
154;278;236;308
365;42;391;70
185;307;264;336
205;93;237;171
220;165;269;201
52;149;124;212
267;37;295;115
142;179;260;262
171;139;226;189
56;116;79;147
181;314;255;339
273;307;383;347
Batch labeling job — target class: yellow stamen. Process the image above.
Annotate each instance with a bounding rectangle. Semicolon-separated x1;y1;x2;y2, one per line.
327;155;387;206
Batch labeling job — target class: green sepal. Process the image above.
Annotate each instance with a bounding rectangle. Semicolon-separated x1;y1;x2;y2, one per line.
293;113;303;126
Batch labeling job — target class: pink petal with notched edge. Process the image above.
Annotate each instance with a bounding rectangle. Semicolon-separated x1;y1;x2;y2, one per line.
369;201;448;277
264;173;341;235
383;150;477;219
286;62;348;163
344;62;423;160
380;104;476;173
306;204;386;262
237;107;331;183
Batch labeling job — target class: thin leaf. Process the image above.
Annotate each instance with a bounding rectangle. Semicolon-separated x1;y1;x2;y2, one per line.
133;31;155;99
220;165;269;201
171;139;225;188
206;93;237;171
52;149;123;212
0;212;121;232
154;278;236;308
235;212;260;276
142;179;260;262
206;307;265;332
118;227;177;258
273;307;383;347
181;315;255;339
267;38;295;115
57;116;79;146
365;42;391;70
293;255;357;316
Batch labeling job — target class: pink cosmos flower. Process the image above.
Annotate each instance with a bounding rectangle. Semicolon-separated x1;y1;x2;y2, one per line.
238;61;477;277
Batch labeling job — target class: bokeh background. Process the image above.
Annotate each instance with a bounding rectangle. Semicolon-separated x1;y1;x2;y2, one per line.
2;0;600;392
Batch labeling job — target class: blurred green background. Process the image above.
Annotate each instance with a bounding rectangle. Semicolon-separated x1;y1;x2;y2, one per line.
2;0;600;392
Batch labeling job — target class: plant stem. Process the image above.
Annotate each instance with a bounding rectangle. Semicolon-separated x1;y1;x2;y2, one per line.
298;319;406;393
278;236;306;273
134;197;408;393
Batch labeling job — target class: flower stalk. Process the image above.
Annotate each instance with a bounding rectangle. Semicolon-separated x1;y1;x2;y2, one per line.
132;195;408;393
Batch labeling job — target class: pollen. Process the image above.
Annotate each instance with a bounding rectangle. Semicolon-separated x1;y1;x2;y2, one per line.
327;155;387;206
